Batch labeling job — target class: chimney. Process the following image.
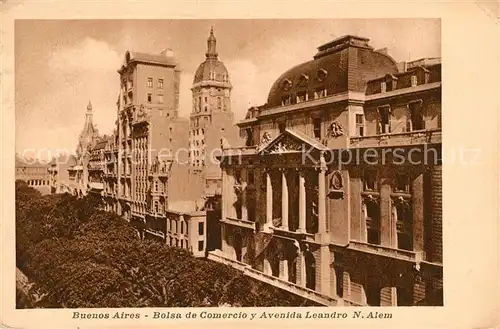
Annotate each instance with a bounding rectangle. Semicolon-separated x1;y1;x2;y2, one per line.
161;48;174;57
375;47;388;55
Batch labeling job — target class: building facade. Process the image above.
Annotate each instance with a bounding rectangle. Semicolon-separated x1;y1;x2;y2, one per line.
213;35;442;306
66;101;101;197
97;49;210;255
15;156;51;195
189;27;240;196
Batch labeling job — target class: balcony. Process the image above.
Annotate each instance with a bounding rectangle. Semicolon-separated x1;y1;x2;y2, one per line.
349;128;441;148
132;106;150;126
221;217;256;231
149;161;172;177
271;226;315;241
207;250;338;306
348;240;424;263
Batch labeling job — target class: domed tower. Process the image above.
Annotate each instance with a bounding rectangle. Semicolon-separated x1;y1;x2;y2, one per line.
190;27;235;172
76;100;100;156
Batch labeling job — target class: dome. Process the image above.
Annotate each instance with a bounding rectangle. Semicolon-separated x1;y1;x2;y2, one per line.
266;35;399;108
193;59;229;84
192;27;230;86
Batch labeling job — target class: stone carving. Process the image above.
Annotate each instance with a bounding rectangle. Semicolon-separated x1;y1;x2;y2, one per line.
325;121;344;138
261;132;272;144
266;136;303;154
330;171;343;191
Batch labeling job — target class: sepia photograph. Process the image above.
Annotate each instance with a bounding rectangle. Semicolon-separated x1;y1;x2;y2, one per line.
13;18;445;310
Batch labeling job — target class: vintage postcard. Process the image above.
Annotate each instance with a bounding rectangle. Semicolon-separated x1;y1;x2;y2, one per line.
1;1;498;329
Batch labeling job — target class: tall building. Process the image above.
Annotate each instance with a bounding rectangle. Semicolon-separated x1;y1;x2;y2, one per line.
67;101;101;197
189;27;240;196
115;49;195;222
212;35;443;306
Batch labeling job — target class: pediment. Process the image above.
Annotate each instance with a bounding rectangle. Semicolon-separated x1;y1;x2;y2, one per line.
258;129;328;155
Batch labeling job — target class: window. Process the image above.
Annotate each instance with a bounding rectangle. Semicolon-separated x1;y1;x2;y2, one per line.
381;82;387;93
411;75;418;87
278;122;286;133
198;240;204;251
158;78;164;89
335;268;344;298
409;102;425;131
198;222;204;235
147;78;153;88
314;87;327;99
296;91;308;103
204;97;208;103
158;94;164;104
396;202;413;251
245;128;253;147
365;200;380;245
355;114;364;136
181;222;184;234
204;106;208;112
366;282;381;306
378;107;390;134
281;95;291;106
154;201;159;213
363;170;378;191
217;97;222;110
248;171;255;185
313;118;322;139
154;181;158;192
394;173;410;193
397;286;413;306
147;93;152;103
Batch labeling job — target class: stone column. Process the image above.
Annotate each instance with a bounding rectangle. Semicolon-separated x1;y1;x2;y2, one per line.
281;169;289;230
221;167;228;221
412;173;424;252
298;249;306;287
266;170;273;229
318;154;327;234
241;169;248;221
278;245;289;281
298;170;306;232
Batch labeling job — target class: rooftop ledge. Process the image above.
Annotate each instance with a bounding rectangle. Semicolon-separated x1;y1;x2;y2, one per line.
236;82;441;125
350;128;442;148
221;217;256;230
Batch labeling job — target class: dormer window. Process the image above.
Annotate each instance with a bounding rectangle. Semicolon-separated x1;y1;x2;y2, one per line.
296;91;308;103
381;82;387;93
411;75;418;87
281;95;291;106
298;74;309;87
314;87;327;99
316;68;328;82
282;79;292;91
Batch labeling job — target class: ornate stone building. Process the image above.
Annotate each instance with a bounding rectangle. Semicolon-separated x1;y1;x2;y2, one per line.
189;27;240;195
67;101;101;197
212;35;442;306
15;155;51;195
99;49;209;256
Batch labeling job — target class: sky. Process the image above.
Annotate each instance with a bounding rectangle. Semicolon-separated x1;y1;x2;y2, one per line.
15;19;440;158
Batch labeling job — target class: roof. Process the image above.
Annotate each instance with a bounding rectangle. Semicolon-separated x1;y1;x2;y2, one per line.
15;158;50;168
193;58;229;85
258;128;329;154
265;35;398;108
